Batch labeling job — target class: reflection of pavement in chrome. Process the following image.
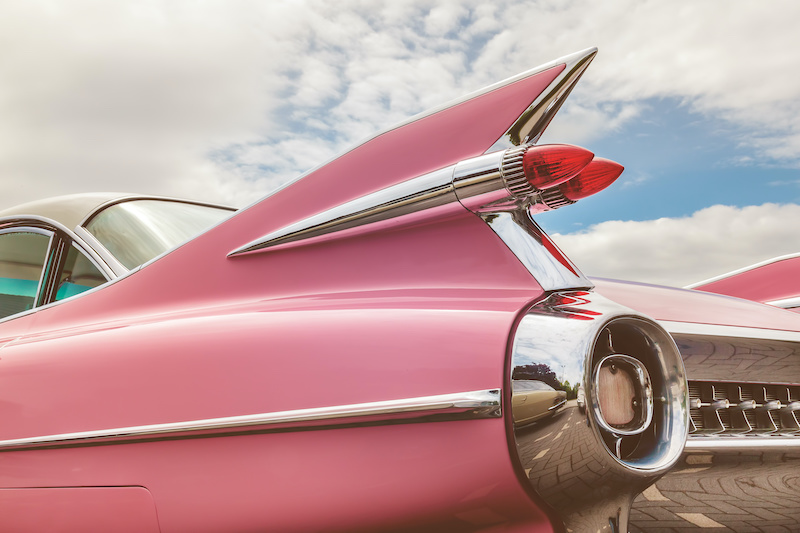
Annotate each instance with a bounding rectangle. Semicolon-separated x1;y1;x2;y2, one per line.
515;402;598;510
515;400;641;532
630;451;800;532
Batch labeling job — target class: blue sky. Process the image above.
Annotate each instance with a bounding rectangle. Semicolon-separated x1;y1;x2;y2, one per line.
539;97;800;234
1;1;799;286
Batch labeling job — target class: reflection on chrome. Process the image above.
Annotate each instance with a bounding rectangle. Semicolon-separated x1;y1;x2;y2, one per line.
510;291;688;532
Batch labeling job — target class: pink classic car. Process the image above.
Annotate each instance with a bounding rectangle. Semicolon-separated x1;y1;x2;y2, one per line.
2;48;800;532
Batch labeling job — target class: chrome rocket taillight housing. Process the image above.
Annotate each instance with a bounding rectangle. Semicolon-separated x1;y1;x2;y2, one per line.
509;291;688;532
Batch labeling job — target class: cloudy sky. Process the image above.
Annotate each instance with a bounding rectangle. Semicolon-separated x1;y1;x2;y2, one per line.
2;1;799;287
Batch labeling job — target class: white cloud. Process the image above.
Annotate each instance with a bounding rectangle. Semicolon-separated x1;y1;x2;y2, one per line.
551;203;800;287
2;0;800;213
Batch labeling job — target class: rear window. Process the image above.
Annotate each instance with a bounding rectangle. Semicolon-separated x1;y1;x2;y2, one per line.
84;200;233;270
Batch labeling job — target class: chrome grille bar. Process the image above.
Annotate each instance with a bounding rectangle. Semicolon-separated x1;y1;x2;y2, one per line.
688;380;800;436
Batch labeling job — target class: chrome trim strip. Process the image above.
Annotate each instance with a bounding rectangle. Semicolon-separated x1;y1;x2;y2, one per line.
686;252;800;288
766;296;800;309
482;210;592;290
0;389;501;450
0;215;116;280
72;226;128;276
661;320;800;342
228;166;457;256
485;48;597;152
686;436;800;451
77;195;236;229
0;226;55;311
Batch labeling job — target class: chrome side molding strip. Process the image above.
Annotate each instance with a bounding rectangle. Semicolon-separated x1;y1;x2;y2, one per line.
0;389;501;451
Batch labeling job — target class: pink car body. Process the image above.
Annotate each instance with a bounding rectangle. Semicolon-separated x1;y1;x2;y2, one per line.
1;48;800;532
689;254;800;312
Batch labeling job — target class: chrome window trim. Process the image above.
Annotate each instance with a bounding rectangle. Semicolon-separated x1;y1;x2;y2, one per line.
0;225;54;313
0;215;117;280
0;217;122;324
0;389;501;451
77;195;236;229
686;252;800;288
661;320;800;343
72;226;128;276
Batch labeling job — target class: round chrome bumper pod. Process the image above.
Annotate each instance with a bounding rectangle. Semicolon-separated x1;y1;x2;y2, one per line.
509;291;688;533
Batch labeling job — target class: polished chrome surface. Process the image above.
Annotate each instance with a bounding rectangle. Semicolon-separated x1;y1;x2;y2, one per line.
671;332;800;446
529;187;575;214
451;150;516;213
0;389;500;450
228;166;457;256
0;216;115;279
686;380;800;436
482;211;591;291
486;48;598;152
510;291;688;532
592;354;654;436
0;225;55;312
501;145;535;199
767;295;800;309
685;436;800;450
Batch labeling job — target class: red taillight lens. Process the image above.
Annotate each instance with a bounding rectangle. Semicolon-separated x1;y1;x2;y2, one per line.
522;144;594;190
558;158;624;201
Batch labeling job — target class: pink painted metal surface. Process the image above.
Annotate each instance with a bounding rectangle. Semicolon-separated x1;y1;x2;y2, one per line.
0;64;569;531
692;255;800;304
593;278;800;331
0;422;551;532
0;487;160;532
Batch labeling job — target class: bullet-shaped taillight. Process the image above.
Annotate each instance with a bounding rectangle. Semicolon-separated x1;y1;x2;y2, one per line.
558;157;624;201
522;144;595;190
532;156;624;213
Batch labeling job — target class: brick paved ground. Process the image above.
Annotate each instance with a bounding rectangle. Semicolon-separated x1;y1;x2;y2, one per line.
630;452;800;532
515;399;800;531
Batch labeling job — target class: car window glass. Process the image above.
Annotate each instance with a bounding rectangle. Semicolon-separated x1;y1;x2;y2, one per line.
84;200;232;270
54;244;108;302
512;380;555;393
0;231;51;319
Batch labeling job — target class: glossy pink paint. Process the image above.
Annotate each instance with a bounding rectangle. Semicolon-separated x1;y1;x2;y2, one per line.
691;255;800;304
1;422;552;532
593;278;800;331
0;65;568;530
0;487;160;532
